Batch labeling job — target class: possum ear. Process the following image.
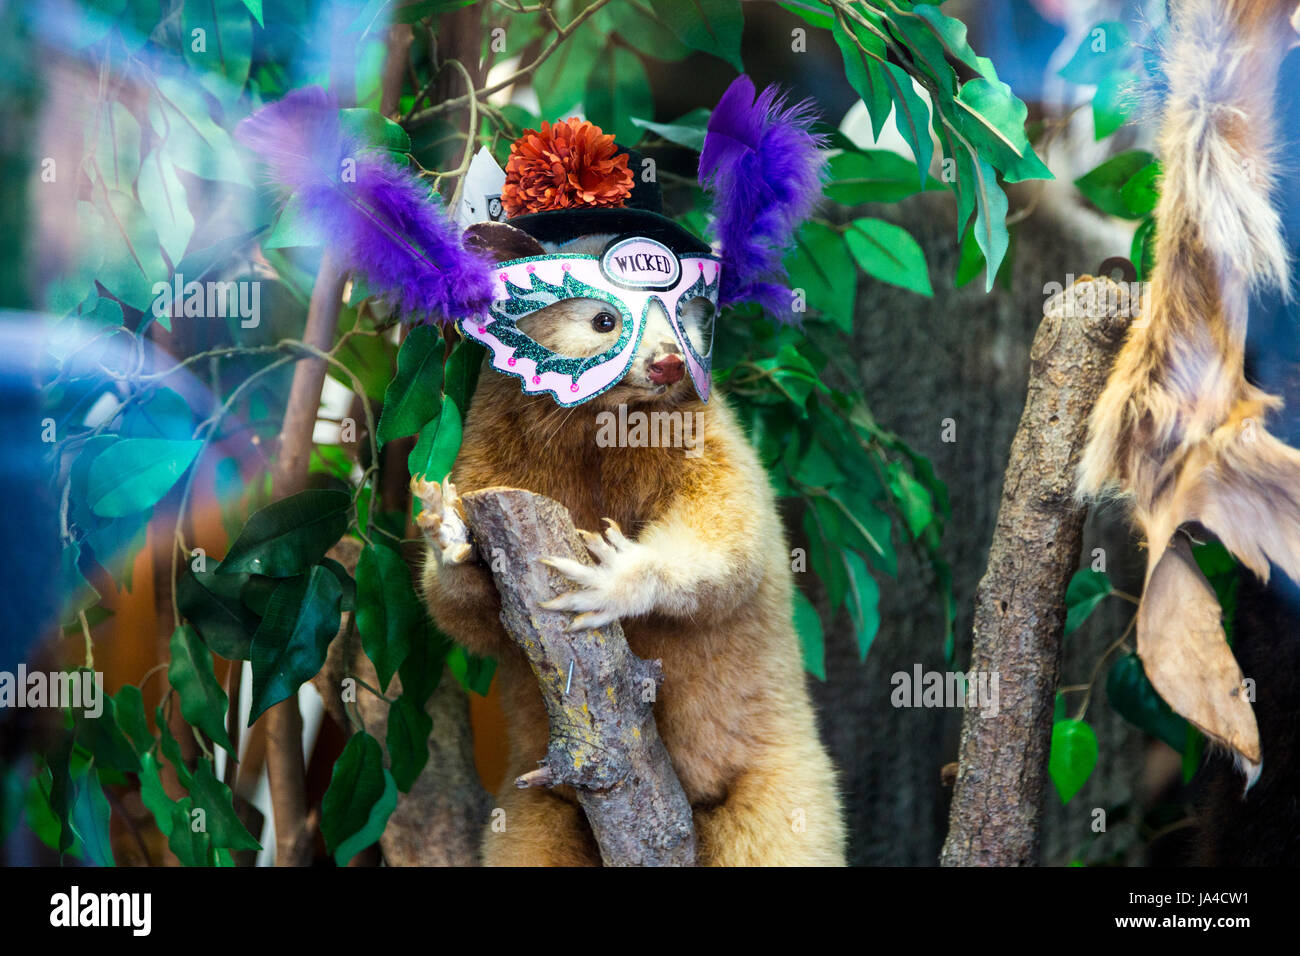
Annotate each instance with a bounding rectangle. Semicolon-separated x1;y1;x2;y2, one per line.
463;221;546;264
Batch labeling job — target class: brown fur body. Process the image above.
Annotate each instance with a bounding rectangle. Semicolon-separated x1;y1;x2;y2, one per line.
420;240;845;864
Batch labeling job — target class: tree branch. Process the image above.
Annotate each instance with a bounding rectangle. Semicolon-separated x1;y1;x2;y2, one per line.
460;487;697;866
940;276;1133;866
265;248;347;866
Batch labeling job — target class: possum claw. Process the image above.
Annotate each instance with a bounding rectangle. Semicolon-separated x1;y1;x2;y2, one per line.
538;530;657;625
413;475;474;566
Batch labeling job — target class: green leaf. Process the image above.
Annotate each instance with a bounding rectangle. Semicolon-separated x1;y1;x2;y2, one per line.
408;397;463;488
121;387;194;441
321;732;398;865
88;100;141;191
584;43;654;147
825;149;940;204
1049;719;1098;803
1119;160;1161;218
1064;568;1112;635
59;542;100;627
832;18;891;140
882;63;934;185
887;463;934;538
169;624;235;753
1093;69;1136;140
1106;653;1188;753
1131;216;1156;280
954;219;985;288
340;108;412;153
443;339;484;416
182;0;253;108
168;798;215;867
1074;150;1156;219
403;620;453;704
247;566;343;723
70;768;115;866
387;694;432;792
265;194;328;249
96;189;170;315
630;108;711;152
219;489;351;577
445;644;495;697
845;218;933;297
177;565;258;660
86;438;203;517
137;753;179;839
1059;21;1131;86
355;545;420;690
74;687;140;774
533;24;604;117
112;685;153;756
947;139;1011;292
599;1;693;61
843;550;880;660
792;589;825;680
188;761;261;851
138;151;195;263
241;0;264;27
657;0;745;71
1182;725;1206;783
378;325;443;445
911;4;1001;83
785;221;857;330
156;705;194;790
150;77;250;187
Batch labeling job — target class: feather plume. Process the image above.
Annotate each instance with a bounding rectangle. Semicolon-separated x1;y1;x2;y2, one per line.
235;87;493;323
698;75;827;323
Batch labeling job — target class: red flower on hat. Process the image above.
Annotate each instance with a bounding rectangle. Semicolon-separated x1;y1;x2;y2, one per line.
501;117;634;217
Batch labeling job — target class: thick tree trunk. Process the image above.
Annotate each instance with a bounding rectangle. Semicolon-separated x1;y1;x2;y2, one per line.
940;276;1132;866
460;487;697;867
812;187;1151;866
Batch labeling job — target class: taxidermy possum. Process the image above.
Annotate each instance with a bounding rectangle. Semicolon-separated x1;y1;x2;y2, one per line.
1078;0;1300;780
414;224;846;865
236;75;845;865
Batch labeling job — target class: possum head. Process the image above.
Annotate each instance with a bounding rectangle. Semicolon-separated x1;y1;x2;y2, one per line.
463;221;711;407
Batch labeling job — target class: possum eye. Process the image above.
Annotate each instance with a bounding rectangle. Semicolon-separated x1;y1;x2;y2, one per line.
591;311;618;333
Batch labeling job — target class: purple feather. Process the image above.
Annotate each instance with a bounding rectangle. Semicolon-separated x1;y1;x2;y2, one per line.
698;75;827;323
235;87;493;323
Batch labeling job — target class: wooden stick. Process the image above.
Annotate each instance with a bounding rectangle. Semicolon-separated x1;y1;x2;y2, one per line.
940;276;1133;866
461;487;697;867
265;249;347;866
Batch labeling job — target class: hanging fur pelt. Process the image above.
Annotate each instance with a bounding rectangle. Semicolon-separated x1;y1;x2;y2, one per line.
1078;0;1300;780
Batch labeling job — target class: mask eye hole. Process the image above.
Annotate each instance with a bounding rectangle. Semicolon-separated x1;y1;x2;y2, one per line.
591;311;618;333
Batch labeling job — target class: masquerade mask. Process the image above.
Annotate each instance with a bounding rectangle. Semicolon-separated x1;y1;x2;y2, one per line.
458;236;719;407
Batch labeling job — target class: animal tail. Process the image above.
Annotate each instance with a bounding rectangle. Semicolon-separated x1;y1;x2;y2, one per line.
1077;0;1300;775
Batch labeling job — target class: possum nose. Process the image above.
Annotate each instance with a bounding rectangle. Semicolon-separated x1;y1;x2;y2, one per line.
648;354;685;385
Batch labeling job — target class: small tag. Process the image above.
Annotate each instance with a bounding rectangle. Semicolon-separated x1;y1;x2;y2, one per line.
600;236;681;290
456;147;508;226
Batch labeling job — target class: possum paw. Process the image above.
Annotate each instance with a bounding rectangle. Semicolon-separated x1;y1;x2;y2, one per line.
411;476;474;566
539;519;657;630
